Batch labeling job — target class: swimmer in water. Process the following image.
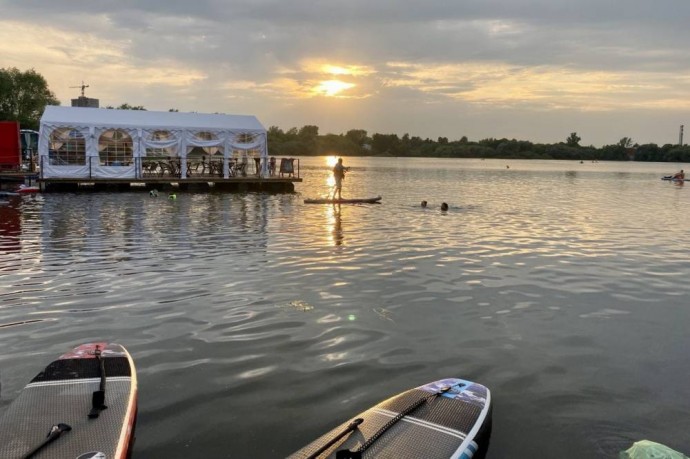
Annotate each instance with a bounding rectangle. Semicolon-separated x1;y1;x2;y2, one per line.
441;202;449;211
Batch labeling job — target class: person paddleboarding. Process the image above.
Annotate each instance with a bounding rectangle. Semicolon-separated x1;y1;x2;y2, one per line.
332;158;350;200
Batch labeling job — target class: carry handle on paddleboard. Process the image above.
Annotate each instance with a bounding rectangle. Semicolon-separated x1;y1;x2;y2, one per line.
88;345;108;418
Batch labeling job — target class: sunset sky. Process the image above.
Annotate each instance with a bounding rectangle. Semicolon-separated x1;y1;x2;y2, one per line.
2;0;689;146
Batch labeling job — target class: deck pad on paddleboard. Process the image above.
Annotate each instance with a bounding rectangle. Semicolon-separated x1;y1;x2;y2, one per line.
290;377;492;459
0;342;137;459
304;196;382;204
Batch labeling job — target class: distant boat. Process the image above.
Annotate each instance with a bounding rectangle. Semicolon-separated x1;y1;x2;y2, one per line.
17;184;40;193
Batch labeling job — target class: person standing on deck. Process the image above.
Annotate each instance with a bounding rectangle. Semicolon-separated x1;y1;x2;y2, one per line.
332;158;349;200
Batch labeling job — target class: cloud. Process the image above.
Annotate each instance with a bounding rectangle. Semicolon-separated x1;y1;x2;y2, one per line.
2;0;689;145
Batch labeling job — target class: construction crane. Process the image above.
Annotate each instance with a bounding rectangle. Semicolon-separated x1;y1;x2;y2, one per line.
70;81;90;97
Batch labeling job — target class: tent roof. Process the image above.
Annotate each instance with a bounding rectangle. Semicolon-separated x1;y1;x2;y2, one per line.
40;106;266;132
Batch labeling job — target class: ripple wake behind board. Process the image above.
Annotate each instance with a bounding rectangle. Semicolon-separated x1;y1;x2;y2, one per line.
0;343;138;459
290;377;492;459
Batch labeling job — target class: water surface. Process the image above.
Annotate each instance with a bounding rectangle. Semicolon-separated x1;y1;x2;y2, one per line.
1;157;689;458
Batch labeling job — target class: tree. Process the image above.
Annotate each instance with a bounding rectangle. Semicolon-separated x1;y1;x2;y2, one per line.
298;125;319;139
371;133;401;156
345;129;368;146
618;137;633;148
566;132;581;147
0;67;59;130
109;103;146;110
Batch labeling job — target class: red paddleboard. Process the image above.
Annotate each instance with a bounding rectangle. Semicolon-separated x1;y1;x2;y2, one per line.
17;184;40;193
0;343;138;459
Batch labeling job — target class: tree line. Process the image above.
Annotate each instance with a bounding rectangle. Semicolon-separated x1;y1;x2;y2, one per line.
1;67;688;162
268;126;690;163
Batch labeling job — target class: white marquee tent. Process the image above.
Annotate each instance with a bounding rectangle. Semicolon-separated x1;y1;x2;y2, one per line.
38;106;268;179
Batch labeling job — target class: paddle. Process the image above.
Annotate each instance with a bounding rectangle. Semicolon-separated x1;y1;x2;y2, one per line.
306;418;363;459
24;423;72;459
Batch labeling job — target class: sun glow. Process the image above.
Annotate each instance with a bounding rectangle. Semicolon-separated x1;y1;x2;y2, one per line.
326;156;337;186
315;80;355;97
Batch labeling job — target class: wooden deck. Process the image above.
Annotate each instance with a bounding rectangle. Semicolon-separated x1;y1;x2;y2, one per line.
38;176;302;192
2;157;302;193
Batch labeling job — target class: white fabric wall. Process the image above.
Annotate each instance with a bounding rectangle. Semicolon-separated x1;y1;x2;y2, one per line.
39;122;268;179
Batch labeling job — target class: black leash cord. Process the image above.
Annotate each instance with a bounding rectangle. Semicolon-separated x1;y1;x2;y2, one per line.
337;386;452;459
306;418;364;459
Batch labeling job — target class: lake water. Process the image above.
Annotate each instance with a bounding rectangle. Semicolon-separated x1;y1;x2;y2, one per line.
1;157;689;458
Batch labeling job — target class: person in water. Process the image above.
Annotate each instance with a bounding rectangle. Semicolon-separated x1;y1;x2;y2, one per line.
421;200;428;208
332;158;349;200
441;202;449;211
672;169;685;180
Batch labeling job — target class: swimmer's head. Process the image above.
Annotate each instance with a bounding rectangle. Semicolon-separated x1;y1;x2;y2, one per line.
441;202;449;211
421;200;427;208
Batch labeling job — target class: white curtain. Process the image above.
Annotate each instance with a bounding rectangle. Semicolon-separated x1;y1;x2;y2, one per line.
39;122;268;180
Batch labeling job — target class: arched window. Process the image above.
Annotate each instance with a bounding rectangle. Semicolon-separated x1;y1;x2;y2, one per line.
151;130;173;141
235;132;256;144
146;130;176;157
99;129;133;166
188;131;221;157
49;128;86;165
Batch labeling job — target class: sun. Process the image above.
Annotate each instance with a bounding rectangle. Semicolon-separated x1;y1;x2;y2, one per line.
315;80;355;97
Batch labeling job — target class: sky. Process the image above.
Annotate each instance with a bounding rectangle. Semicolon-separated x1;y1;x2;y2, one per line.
2;0;689;147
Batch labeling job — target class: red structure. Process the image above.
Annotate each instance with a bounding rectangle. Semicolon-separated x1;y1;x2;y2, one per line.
0;121;21;170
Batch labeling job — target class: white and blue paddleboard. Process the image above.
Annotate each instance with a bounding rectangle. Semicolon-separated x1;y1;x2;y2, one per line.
290;377;492;459
0;342;138;459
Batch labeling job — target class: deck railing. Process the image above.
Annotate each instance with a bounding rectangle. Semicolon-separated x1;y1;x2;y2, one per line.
39;157;300;180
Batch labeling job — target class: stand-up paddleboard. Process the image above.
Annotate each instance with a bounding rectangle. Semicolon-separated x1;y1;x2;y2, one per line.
304;196;382;204
661;176;690;181
290;377;492;459
0;342;138;459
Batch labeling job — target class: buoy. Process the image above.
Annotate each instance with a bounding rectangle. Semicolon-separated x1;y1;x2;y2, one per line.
168;193;176;200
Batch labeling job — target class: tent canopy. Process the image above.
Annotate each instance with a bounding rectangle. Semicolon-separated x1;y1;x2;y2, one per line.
40;106;266;132
38;106;268;179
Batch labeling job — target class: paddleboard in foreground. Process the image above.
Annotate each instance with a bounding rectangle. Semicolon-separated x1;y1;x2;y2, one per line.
290;377;492;459
304;196;382;204
0;342;138;459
